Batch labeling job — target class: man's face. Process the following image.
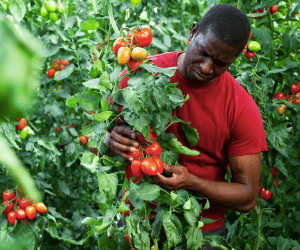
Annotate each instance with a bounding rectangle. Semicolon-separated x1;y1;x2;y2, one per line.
184;26;239;85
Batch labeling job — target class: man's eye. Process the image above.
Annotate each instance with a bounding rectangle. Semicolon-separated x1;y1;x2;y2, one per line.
200;51;209;57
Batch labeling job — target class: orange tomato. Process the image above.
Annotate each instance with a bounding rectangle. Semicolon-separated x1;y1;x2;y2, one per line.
117;47;131;65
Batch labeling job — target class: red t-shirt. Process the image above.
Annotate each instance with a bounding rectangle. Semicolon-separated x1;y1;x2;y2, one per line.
119;51;268;231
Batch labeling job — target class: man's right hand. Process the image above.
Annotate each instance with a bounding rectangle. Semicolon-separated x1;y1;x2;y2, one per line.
107;126;139;162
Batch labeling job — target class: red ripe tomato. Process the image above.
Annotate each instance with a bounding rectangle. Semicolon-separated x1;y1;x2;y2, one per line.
144;141;161;157
7;211;17;225
127;26;153;47
271;166;277;177
60;60;69;66
137;127;157;143
112;37;127;55
128;58;143;73
18;197;30;209
128;147;143;159
124;233;130;244
16;118;27;131
287;95;295;104
55;126;62;133
269;5;278;14
141;158;158;176
276;91;285;99
273;179;278;187
25;206;37;220
131;159;145;179
152;156;164;174
291;83;300;94
16;209;27;220
260;188;272;201
3;190;16;201
1;201;13;215
245;50;255;58
80;135;88;145
35;202;47;214
58;65;65;71
48;68;56;78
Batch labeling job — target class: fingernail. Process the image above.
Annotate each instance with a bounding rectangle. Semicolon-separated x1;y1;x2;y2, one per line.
131;147;136;152
131;133;135;138
129;157;133;161
133;142;139;147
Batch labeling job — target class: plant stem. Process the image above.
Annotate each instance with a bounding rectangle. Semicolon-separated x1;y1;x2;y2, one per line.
108;0;119;35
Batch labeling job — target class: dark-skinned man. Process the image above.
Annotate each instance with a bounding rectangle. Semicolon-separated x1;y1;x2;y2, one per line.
102;4;268;250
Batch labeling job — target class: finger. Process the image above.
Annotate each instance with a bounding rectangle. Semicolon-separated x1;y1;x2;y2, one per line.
163;163;184;173
114;126;137;140
111;131;139;148
111;145;134;162
110;140;137;155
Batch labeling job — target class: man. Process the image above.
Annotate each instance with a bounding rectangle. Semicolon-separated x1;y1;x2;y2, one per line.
105;4;268;250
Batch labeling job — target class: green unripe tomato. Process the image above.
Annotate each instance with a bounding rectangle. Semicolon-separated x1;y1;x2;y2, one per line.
25;126;35;137
40;6;48;17
58;4;65;14
285;109;292;120
248;41;261;52
2;3;7;11
18;127;28;140
49;12;58;22
198;221;204;228
130;0;142;7
46;0;57;12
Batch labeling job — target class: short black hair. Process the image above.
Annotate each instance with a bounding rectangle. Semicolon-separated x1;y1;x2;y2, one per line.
195;4;251;56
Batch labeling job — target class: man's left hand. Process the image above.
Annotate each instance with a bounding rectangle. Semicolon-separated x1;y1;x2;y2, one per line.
150;163;191;190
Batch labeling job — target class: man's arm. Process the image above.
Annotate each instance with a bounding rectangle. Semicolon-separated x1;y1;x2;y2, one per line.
151;153;261;213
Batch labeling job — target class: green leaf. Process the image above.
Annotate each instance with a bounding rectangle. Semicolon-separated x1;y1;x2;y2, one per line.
166;138;200;156
99;72;112;90
266;127;289;157
75;93;100;112
81;124;96;137
186;226;204;249
82;78;106;91
162;211;183;248
80;21;99;30
140;64;177;78
93;111;113;122
9;0;26;22
182;123;199;147
58;180;70;196
132;183;161;201
80;151;100;173
101;99;109;111
66;96;77;107
87;138;97;148
54;65;74;80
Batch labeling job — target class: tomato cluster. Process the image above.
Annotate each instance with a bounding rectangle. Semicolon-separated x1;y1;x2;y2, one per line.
40;0;65;23
272;81;300;116
1;189;47;226
243;30;261;59
128;132;164;180
47;58;70;78
16;118;35;140
112;26;152;72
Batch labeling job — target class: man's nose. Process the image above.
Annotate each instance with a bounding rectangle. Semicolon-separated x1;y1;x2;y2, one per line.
201;58;213;75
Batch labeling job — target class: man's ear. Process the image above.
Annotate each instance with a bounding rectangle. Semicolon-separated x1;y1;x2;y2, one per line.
188;23;198;41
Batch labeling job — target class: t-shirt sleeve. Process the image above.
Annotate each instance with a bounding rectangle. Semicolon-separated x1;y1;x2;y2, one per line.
119;68;129;89
227;98;268;156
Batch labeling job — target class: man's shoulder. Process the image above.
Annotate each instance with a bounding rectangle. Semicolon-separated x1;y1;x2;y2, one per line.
148;51;183;68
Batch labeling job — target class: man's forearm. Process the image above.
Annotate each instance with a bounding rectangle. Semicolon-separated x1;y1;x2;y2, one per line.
186;174;256;213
